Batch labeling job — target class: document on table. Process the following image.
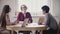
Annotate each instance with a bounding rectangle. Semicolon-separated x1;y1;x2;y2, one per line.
26;23;45;27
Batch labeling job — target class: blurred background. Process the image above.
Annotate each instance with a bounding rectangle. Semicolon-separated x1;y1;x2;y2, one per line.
0;0;60;24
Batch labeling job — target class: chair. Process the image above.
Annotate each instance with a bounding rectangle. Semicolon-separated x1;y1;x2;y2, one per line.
54;16;60;34
1;30;10;34
57;21;60;34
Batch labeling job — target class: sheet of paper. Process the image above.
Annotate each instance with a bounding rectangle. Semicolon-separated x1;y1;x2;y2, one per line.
13;24;22;27
26;23;45;27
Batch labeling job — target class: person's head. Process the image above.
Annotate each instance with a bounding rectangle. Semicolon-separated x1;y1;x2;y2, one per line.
41;5;50;14
3;5;11;14
21;5;27;13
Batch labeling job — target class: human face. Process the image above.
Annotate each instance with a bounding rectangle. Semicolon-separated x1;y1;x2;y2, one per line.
42;10;46;14
21;6;27;11
21;6;27;13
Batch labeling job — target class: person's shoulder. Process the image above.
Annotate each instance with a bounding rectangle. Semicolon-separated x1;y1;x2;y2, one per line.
47;13;51;16
19;12;22;13
19;12;22;14
48;13;52;16
26;12;30;14
48;13;54;19
18;12;23;15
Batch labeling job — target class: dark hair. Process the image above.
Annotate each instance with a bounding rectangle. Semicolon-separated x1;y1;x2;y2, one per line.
21;5;27;10
41;5;50;13
1;5;10;29
3;5;10;13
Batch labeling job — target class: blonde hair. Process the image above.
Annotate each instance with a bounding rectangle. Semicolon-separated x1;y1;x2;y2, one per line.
21;5;27;10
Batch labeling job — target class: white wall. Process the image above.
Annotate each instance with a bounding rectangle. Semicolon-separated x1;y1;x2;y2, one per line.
53;0;60;21
0;0;1;15
51;0;60;24
52;0;60;16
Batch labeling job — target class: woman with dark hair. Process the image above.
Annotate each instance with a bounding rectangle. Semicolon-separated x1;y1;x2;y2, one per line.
1;5;11;29
0;5;11;34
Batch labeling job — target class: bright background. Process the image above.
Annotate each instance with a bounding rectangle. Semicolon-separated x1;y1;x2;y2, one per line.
0;0;60;23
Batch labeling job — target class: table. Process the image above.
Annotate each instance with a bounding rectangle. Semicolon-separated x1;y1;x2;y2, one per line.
6;25;45;34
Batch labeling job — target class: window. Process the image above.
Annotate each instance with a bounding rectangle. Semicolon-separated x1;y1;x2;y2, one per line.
17;0;49;16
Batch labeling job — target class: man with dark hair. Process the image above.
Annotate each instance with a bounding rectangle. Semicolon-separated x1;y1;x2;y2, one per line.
41;5;58;34
41;5;49;13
